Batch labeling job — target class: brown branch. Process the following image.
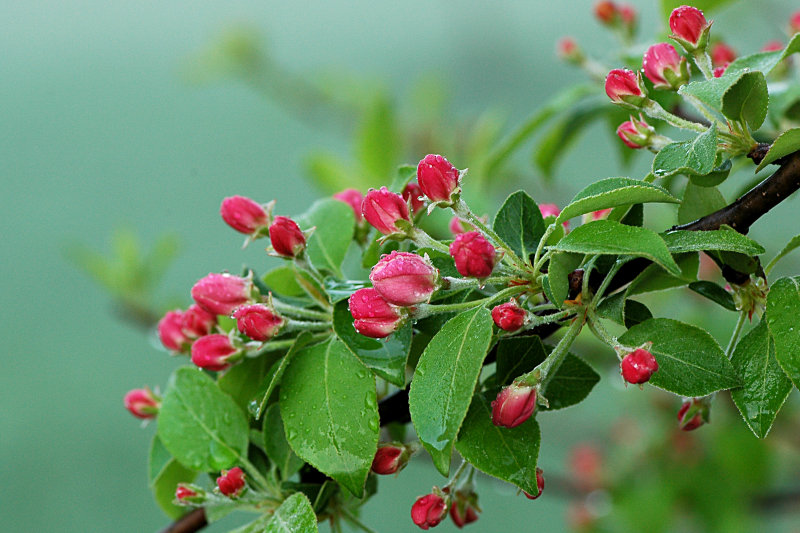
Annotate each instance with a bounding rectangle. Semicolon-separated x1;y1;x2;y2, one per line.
159;509;207;533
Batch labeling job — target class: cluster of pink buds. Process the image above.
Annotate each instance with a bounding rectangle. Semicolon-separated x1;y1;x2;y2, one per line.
411;492;448;530
157;304;217;354
124;387;160;419
593;1;637;36
491;383;538;428
371;443;413;475
620;347;659;385
217;467;246;497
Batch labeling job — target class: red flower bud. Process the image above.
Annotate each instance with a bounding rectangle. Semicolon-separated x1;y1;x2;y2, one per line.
711;42;736;68
491;302;526;332
217;467;245;497
569;444;603;491
411;493;447;530
557;37;583;64
362;187;411;235
333;188;364;222
713;66;726;78
191;273;254;316
762;40;784;53
220;196;269;235
620;348;659;384
588;208;612;222
791;11;800;34
233;304;284;341
643;43;689;90
492;383;537;428
269;216;306;258
175;485;198;501
669;5;709;49
181;304;217;339
677;398;708;431
594;1;617;25
402;182;426;215
191;334;241;372
417;154;460;204
371;444;409;475
616;117;654;149
524;468;546;499
349;288;404;339
619;4;636;27
449;500;479;528
449;216;470;236
449;231;497;279
158;309;191;353
538;203;560;219
370;251;438;307
124;388;160;419
605;69;647;106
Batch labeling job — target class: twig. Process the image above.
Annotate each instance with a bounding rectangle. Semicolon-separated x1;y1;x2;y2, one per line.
159;509;207;533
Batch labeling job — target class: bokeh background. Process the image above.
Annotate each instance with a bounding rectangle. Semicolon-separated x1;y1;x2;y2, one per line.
3;0;800;531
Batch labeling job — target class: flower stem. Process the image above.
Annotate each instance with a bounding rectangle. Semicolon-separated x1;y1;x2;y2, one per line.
643;100;707;133
692;50;714;80
441;275;516;291
725;311;747;358
410;227;451;254
414;285;528;318
272;300;331;321
532;224;557;273
443;459;471;492
453;198;530;271
518;315;584;387
284;319;332;332
239;456;272;494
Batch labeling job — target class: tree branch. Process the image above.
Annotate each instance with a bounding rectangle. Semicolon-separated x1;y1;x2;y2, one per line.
159;509;207;533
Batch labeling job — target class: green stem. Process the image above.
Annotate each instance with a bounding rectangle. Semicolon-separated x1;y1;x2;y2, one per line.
643;100;707;133
409;227;451;254
341;508;378;533
284;319;332;332
454;198;530;271
585;311;622;355
252;333;329;356
414;285;528;318
443;459;470;492
532;224;557;273
692;50;714;80
272;300;330;321
521;310;571;332
441;275;515;291
590;258;628;309
239;457;272;494
519;316;584;387
725;311;747;359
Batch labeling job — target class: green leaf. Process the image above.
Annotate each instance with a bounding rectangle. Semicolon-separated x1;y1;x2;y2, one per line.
332;299;411;386
263;403;304;479
546;252;583;307
662;229;765;255
250;332;315;420
549;220;681;276
678;182;726;225
280;338;379;496
263;265;305;297
689;281;737;311
218;355;277;414
756;128;800;172
765;234;800;275
766;277;800;388
557;178;678;224
324;279;369;303
296;199;355;276
689;158;731;188
158;367;249;471
356;96;399;180
596;294;654;326
389;164;417;192
679;72;768;129
627;253;698;295
492;190;545;262
455;393;541;495
409;307;494;476
726;33;800;77
293;266;331;309
730;320;793;439
265;492;319;533
495;336;548;386
148;436;197;520
652;124;718;178
417;247;460;279
618;318;741;396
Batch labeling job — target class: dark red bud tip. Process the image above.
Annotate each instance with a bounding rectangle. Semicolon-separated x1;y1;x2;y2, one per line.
362;187;411;235
124;388;160;419
269;216;306;258
333;188;365;222
524;468;546;500
371;444;408;475
220;196;269;234
492;384;537;428
217;467;245;497
349;288;404;338
416;154;460;204
491;302;526;332
620;348;659;384
370;251;438;307
449;231;496;278
411;493;447;530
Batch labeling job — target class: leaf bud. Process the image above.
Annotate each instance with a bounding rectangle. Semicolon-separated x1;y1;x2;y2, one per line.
370;251;439;307
449;231;497;279
491;383;537;428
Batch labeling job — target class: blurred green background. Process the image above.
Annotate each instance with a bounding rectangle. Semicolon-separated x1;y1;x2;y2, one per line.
4;1;800;531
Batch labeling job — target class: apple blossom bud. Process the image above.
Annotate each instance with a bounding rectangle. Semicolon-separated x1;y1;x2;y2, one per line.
619;4;636;28
220;196;269;235
158;310;191;353
491;383;537;428
491;301;526;332
524;468;546;499
333;188;364;222
371;444;410;475
539;203;561;219
217;467;246;497
584;208;612;223
711;42;736;68
449;231;497;279
643;43;690;90
411;493;447;530
175;485;198;501
677;398;708;431
349;288;404;339
616;117;655;149
191;273;254;316
269;216;306;258
557;37;583;64
620;348;659;384
416;154;460;204
181;304;217;339
762;41;783;52
124;388;160;419
449;216;470;236
713;66;726;78
370;251;438;307
605;69;647;107
191;334;241;372
175;484;206;505
791;11;800;34
594;1;617;25
569;444;603;491
669;5;710;51
233;304;285;341
362;187;411;235
449;490;480;529
402;182;426;215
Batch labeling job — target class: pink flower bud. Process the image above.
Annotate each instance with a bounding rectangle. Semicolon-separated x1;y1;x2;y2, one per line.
220;196;269;235
411;493;447;530
557;37;583;64
191;334;241;372
616;117;655;149
217;467;245;497
569;444;604;491
449;498;479;528
449;231;496;279
643;43;689;90
524;468;546;499
233;304;284;341
791;11;800;34
269;216;306;258
491;302;526;332
677;398;708;431
713;66;726;78
370;251;438;307
492;383;537;428
181;304;217;339
620;348;659;384
588;208;612;222
619;4;636;27
449;216;470;236
402;182;426;215
711;42;736;68
362;187;411;235
371;444;409;475
191;273;254;316
762;40;784;52
333;188;365;222
124;388;160;419
175;485;198;501
605;69;647;106
158;310;191;353
594;1;617;25
416;154;460;204
539;203;561;219
349;288;404;339
669;6;709;49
